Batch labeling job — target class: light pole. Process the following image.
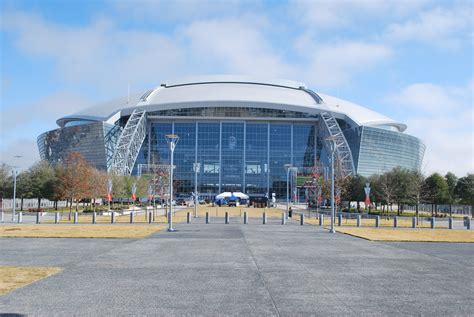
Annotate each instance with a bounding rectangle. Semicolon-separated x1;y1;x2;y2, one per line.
165;134;179;232
193;162;200;218
284;164;292;218
11;168;18;222
326;136;337;234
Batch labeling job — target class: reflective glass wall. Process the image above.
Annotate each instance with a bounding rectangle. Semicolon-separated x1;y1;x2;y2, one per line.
356;126;425;177
143;120;317;198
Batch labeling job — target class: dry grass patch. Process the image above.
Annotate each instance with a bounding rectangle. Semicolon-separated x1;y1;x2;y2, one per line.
0;266;63;295
0;224;166;239
336;227;474;243
297;213;445;228
198;206;284;218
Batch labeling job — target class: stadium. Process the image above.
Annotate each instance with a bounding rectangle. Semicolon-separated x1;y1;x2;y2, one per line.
37;75;425;199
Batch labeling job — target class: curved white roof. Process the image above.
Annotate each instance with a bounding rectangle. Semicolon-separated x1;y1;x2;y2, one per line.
57;76;406;132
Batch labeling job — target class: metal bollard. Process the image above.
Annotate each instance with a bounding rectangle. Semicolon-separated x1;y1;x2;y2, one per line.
394;216;398;228
148;211;153;224
130;212;134;223
92;212;97;224
36;212;41;224
111;212;115;224
375;215;380;228
55;212;60;224
282;212;286;225
18;212;23;223
244;211;248;224
225;212;229;224
319;214;324;226
357;215;361;227
0;211;3;223
187;212;191;224
263;212;267;224
206;212;210;224
467;219;472;230
300;213;304;226
412;216;416;228
74;212;78;224
431;217;435;229
338;213;342;226
448;217;453;230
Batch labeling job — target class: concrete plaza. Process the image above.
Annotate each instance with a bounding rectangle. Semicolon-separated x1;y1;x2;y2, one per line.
1;217;473;316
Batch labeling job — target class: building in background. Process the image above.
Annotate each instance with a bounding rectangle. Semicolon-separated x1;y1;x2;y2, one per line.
37;76;425;198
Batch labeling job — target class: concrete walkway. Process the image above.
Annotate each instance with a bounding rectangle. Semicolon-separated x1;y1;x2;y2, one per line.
0;217;473;316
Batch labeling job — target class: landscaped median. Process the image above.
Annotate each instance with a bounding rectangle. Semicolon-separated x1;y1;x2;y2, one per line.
335;227;474;243
0;266;63;295
0;224;166;239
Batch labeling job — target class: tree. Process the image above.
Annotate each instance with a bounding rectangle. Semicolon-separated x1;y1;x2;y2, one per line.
342;175;366;211
0;163;13;198
57;152;92;218
445;172;458;215
88;168;108;211
455;174;474;216
406;170;425;220
378;169;398;214
390;167;414;215
27;160;56;208
423;173;449;216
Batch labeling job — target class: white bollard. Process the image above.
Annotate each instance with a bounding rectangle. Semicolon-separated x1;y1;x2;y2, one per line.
148;211;153;224
263;212;267;224
319;214;324;226
448;217;453;230
225;212;229;224
187;212;191;224
206;212;210;224
55;212;60;224
300;213;304;226
36;212;41;224
92;212;97;224
244;211;248;224
130;212;134;223
375;215;380;228
282;212;286;225
111;212;115;224
356;215;361;227
18;212;23;223
0;211;4;223
412;217;417;228
431;217;435;229
467;219;472;230
74;212;78;224
394;216;398;228
338;213;342;226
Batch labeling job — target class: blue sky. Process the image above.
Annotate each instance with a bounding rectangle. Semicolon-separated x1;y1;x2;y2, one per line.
1;0;473;176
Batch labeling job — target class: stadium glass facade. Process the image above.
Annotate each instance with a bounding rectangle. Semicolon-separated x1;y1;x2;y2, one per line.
37;76;425;198
133;119;317;197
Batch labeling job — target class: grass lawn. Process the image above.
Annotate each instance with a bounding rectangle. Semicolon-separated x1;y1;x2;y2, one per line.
0;224;166;239
0;266;63;295
336;227;474;242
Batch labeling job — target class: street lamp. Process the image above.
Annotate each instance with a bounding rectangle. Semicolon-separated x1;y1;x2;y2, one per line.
165;134;179;232
284;163;292;218
11;168;18;222
326;136;337;234
193;162;200;218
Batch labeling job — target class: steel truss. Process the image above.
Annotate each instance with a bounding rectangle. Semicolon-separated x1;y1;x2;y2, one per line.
320;112;355;178
111;109;147;175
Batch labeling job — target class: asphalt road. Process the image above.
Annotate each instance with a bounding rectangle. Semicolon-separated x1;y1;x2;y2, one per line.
1;216;473;316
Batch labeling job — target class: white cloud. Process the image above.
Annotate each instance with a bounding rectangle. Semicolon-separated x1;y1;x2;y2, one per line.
387;81;474;176
303;41;392;88
0;138;39;171
182;18;297;78
385;5;473;49
2;12;185;94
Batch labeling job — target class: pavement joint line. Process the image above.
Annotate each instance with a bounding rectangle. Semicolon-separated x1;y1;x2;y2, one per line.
242;229;282;317
266;228;359;314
